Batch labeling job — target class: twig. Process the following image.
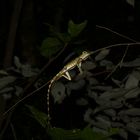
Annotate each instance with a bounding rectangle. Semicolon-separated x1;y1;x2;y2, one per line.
105;45;129;80
96;25;138;43
3;43;68;116
10;123;17;140
0;111;13;140
3;28;140;117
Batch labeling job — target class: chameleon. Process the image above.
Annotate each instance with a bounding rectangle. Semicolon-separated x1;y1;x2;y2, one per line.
47;51;92;125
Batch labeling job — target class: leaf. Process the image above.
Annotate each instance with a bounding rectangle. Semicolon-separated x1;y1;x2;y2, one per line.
76;98;88;106
0;70;8;76
40;37;62;58
0;76;16;90
82;61;96;70
100;60;114;70
51;82;66;104
126;0;135;7
14;56;22;69
95;49;110;61
26;105;49;128
21;64;37;77
122;58;140;67
47;127;110;140
47;127;81;140
124;87;140;99
0;87;14;94
68;20;87;38
125;72;139;89
81;127;107;140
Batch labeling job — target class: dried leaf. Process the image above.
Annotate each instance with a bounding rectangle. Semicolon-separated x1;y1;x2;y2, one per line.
124;87;140;99
15;86;23;96
122;58;140;67
0;70;8;76
100;60;114;70
21;64;37;77
0;76;16;90
122;108;140;116
66;79;85;95
76;98;88;106
0;87;14;94
82;61;96;70
84;108;94;123
2;93;12;100
51;82;66;103
126;0;135;7
95;49;110;61
103;109;116;117
125;72;139;89
98;88;125;100
117;128;128;140
14;56;22;69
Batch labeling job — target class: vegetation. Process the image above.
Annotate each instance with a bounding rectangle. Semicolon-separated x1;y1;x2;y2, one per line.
0;0;140;140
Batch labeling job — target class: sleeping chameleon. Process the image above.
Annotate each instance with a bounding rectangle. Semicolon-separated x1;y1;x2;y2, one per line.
47;51;92;126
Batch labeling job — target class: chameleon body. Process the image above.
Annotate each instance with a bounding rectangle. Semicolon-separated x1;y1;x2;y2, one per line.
47;51;92;125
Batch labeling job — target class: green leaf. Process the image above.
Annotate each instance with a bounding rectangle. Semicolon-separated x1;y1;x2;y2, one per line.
47;127;81;140
26;105;49;128
81;127;106;140
44;23;71;43
68;20;87;38
40;37;62;58
47;126;114;140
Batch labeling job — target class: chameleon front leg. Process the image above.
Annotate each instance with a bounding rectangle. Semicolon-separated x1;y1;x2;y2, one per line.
62;71;72;80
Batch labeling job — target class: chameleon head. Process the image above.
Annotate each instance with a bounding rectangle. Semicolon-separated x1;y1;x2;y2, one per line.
80;51;91;60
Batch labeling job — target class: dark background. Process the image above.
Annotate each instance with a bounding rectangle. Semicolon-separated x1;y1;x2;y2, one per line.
0;0;140;139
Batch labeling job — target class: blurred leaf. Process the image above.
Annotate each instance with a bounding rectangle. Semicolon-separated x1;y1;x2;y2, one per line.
68;20;87;38
51;82;66;104
44;23;71;43
76;98;88;106
0;70;8;76
47;127;81;140
21;64;38;77
126;0;134;7
47;126;111;140
55;33;71;43
40;37;62;58
14;56;22;69
122;58;140;67
82;61;96;70
124;87;140;99
95;49;110;61
0;76;16;90
125;72;139;89
26;105;49;128
81;127;107;140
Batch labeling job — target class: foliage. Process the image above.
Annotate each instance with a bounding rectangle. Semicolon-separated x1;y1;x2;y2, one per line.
27;105;119;140
40;20;87;58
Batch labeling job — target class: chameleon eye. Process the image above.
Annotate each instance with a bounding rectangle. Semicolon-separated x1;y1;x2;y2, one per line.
82;51;87;54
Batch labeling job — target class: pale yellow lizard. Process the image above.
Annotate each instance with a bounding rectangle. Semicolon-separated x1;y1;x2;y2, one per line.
47;51;92;125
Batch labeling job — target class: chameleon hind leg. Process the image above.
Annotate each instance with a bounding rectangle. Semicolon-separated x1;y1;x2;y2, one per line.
77;61;83;74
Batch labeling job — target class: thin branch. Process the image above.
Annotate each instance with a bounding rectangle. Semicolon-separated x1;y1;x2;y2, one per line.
96;25;138;43
105;45;129;80
3;43;68;116
10;123;17;140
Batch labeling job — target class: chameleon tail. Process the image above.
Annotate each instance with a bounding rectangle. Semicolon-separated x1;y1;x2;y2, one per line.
47;81;53;126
